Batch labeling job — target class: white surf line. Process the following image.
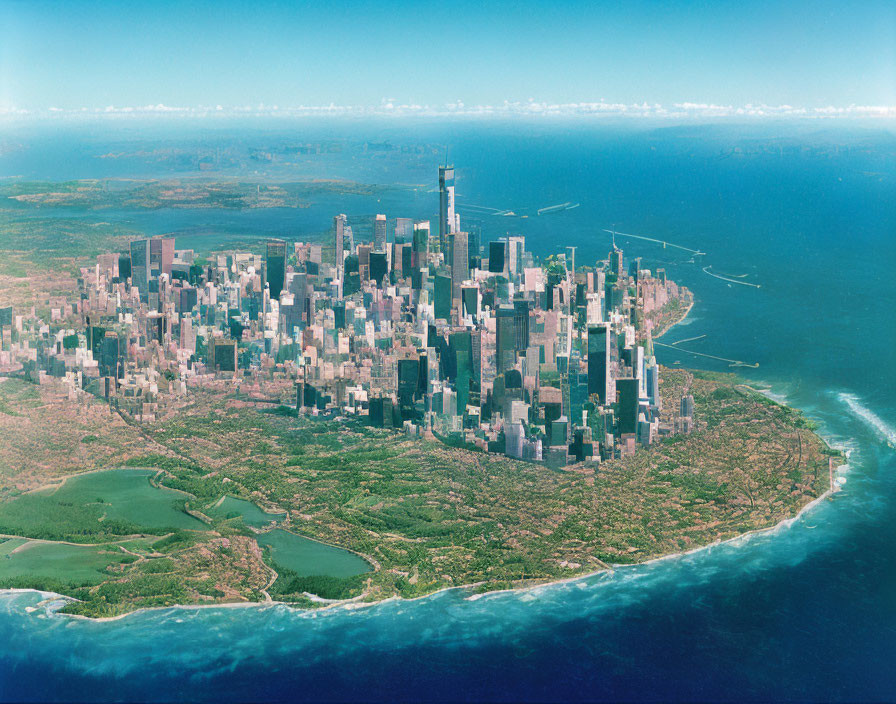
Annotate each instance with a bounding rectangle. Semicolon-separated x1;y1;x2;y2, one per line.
702;266;761;288
537;202;578;215
456;203;504;212
654;341;758;368
714;271;749;278
838;393;896;448
671;334;706;346
601;228;706;255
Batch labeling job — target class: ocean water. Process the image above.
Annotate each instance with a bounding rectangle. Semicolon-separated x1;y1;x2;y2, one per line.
1;120;894;702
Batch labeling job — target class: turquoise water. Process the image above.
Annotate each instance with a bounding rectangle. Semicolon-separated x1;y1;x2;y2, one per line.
0;121;894;701
206;496;286;529
255;530;371;578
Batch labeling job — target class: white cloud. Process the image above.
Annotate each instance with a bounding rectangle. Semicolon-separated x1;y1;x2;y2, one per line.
2;101;894;122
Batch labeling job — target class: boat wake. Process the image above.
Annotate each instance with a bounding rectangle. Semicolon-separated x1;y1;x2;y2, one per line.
837;393;896;448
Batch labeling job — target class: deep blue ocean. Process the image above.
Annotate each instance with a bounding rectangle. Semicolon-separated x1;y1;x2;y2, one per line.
1;120;894;702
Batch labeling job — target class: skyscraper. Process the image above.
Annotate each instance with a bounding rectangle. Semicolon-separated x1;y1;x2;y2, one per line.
495;304;516;376
513;298;531;351
610;248;624;279
412;221;429;269
334;214;347;271
438;165;457;255
587;324;610;404
394;217;413;242
99;332;120;378
434;273;452;321
374;214;387;253
397;358;421;421
616;378;639;436
129;239;149;295
489;241;507;275
449;331;473;413
449;231;469;303
149;237;175;279
369;251;388;286
507;236;525;278
265;240;287;300
461;285;479;319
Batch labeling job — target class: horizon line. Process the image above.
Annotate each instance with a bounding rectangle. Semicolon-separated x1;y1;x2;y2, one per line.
2;100;895;122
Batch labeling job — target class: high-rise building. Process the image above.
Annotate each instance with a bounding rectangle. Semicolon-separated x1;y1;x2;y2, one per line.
397;358;420;420
495;304;516;376
357;245;371;282
438;165;457;255
507;236;525;278
461;285;479;319
374;214;387;252
467;227;481;270
265;240;287;300
334;214;347;271
646;357;661;411
129;239;150;294
616;378;639;436
610;248;624;279
99;332;120;378
489;241;507;275
117;253;132;283
587;324;610;404
513;299;531;352
369;252;388;286
449;231;469;303
434;273;452;321
149;237;175;279
633;344;645;395
209;338;237;373
449;331;473;413
412;221;430;268
394;217;413;242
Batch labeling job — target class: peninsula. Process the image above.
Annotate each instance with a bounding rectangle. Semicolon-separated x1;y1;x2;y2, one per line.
0;166;840;617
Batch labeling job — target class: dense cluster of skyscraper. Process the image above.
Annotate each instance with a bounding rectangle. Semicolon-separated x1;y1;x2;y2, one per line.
0;166;694;466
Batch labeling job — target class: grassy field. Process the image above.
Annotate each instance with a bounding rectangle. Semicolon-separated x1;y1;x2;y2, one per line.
0;538;133;585
0;469;205;542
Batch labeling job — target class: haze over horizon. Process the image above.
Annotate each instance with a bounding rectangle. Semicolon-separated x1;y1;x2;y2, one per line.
1;0;894;121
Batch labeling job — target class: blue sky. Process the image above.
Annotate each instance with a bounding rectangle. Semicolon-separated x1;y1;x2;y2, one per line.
1;0;894;115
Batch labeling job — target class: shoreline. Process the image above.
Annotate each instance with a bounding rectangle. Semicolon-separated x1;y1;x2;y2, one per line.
0;296;840;622
652;294;695;341
0;459;841;622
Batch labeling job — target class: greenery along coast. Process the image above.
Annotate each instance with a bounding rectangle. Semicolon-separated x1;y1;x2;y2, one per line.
0;365;839;618
0;177;841;618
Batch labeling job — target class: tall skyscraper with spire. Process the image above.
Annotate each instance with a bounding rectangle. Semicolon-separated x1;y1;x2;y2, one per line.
438;165;457;256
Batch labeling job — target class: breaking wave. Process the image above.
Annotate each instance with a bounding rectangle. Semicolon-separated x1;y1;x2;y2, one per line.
838;393;896;448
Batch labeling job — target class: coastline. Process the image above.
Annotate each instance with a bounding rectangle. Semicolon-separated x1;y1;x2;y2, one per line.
1;454;842;623
0;296;841;621
652;294;695;341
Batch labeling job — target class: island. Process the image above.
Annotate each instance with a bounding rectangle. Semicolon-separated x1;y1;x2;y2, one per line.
0;169;841;618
